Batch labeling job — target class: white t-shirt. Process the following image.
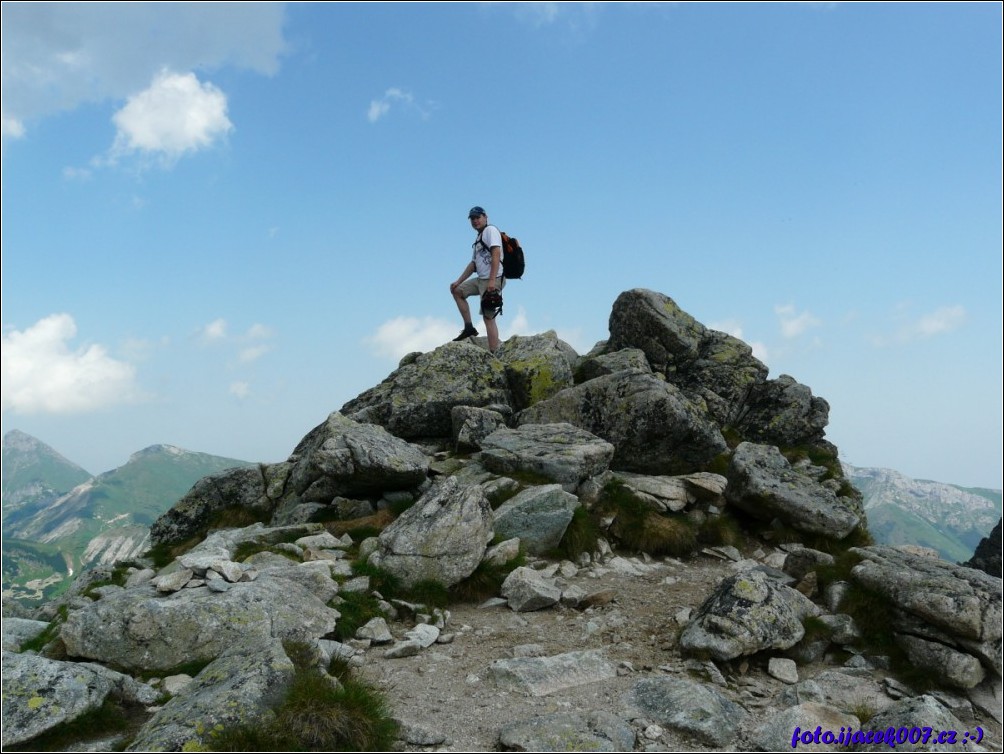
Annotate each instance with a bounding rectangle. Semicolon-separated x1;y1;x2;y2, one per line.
472;225;503;279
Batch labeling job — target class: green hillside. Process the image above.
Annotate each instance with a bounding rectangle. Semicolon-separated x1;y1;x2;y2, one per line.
2;440;255;606
2;429;93;528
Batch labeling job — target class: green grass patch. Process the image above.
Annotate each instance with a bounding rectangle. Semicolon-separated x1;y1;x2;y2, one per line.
406;579;450;609
449;553;525;604
552;506;602;560
599;478;699;556
331;591;385;642
5;699;136;752
209;649;397;752
697;514;744;548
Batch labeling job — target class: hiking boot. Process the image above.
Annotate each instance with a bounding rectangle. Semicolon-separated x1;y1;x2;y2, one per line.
453;324;478;341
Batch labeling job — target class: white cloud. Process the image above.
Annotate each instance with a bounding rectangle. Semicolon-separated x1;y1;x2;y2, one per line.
915;305;966;337
201;318;228;341
870;304;967;347
107;70;233;163
239;345;271;363
1;3;285;134
775;304;821;339
244;323;273;340
367;87;433;123
230;381;251;399
365;316;459;359
1;314;141;414
2;113;25;139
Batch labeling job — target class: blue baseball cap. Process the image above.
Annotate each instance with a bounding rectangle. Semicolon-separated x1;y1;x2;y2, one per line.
468;206;486;218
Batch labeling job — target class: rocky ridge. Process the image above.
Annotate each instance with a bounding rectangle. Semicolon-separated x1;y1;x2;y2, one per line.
2;289;1000;752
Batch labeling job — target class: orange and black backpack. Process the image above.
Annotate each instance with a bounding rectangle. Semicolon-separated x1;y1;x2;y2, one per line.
481;225;525;280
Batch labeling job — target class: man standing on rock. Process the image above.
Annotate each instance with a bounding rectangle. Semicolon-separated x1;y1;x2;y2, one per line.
449;205;505;355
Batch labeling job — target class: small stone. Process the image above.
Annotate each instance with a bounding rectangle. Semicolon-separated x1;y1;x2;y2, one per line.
768;657;799;684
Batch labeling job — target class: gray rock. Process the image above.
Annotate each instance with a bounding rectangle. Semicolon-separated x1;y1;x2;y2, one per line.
897;634;986;689
480;423;614;492
576;347;652;382
680;569;820;661
369;476;494;588
127;639;295;751
965;518;1002;578
517;371;727;475
850;545;1002;678
483;538;521;567
498;331;577;412
150;464;269;546
855;695;974;752
395;717;448;746
1;617;49;651
735;374;831;448
452;405;508;452
151;568;195;593
628;675;746;747
60;566;340;671
612;471;726;513
750;702;859;751
341;342;512;438
162;673;194;696
498;711;635;752
726;442;861;539
778;670;894;716
493;484;580;554
1;651;155;747
783;546;836;580
490;649;617;696
356;617;393;644
768;657;799;684
284;412;429;504
606;289;768;428
818;613;861;645
501;567;563;612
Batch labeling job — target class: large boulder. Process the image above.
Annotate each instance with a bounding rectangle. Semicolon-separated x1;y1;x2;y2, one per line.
726;442;862;539
680;569;820;661
611;471;726;513
849;545;1002;684
127;638;295;752
966;518;1003;578
2;651;157;747
283;412;429;503
734;374;830;448
492;484;580;555
498;331;577;411
368;476;494;588
627;676;746;747
517;371;726;475
341;342;511;438
60;562;341;671
150;465;270;546
480;423;615;492
607;289;769;427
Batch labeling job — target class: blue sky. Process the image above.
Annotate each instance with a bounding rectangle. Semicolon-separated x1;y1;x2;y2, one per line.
2;2;1001;489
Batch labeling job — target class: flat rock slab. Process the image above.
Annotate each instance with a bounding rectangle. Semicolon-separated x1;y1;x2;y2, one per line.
498;711;635;752
489;649;617;696
627;675;746;747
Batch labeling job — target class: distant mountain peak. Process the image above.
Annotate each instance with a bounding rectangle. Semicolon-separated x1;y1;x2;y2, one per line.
127;444;192;463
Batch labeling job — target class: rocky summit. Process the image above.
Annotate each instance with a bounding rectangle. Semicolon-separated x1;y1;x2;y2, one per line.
3;288;1001;752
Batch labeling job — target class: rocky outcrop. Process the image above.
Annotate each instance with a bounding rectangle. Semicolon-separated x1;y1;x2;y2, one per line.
2;651;158;747
368;476;494;588
966;518;1003;578
606;289;768;429
518;370;727;475
726;442;862;539
497;330;577;412
341;342;511;437
13;288;999;753
492;484;580;554
126;638;295;752
848;545;1002;688
680;569;820;660
480;423;615;493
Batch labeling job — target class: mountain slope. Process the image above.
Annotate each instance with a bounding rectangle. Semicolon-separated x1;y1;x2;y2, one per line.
844;463;1002;562
2;430;93;529
2;441;255;604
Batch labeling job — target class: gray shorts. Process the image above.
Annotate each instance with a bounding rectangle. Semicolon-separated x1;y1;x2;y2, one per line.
457;277;506;319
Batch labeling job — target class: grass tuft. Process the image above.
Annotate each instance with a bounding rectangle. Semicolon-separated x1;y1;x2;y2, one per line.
552;506;602;560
